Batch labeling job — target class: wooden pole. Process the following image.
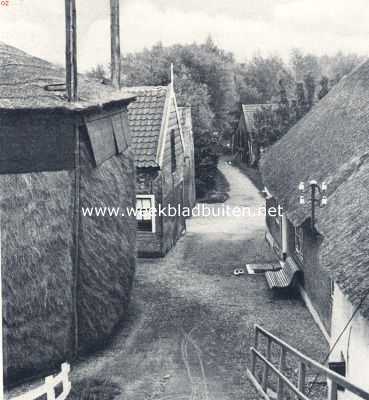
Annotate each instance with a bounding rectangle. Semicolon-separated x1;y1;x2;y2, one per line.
110;0;121;89
0;210;3;400
72;126;81;357
65;0;78;101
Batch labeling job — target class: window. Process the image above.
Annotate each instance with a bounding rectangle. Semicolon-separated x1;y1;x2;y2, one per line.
170;129;177;173
136;195;156;232
294;226;303;260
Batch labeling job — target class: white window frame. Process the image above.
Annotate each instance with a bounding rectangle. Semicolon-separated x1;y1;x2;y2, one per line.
294;226;304;260
136;195;156;233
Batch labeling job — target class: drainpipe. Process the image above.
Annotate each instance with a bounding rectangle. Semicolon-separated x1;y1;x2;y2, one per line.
65;0;79;357
0;211;3;397
282;213;288;260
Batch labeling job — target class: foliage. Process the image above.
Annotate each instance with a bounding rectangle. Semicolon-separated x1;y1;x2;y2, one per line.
240;55;294;102
87;39;364;183
118;38;239;196
318;76;329;100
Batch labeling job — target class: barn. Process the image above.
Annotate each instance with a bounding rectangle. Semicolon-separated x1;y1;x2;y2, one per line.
0;42;136;384
232;104;274;166
124;84;187;257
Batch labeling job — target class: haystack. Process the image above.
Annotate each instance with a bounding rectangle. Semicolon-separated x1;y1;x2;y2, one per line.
0;42;136;384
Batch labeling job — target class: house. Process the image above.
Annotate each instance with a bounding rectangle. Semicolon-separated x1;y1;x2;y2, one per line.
124;84;187;257
232;104;271;166
260;59;369;397
0;42;136;384
178;106;196;209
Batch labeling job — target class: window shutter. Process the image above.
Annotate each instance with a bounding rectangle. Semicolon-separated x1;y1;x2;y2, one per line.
85;117;116;166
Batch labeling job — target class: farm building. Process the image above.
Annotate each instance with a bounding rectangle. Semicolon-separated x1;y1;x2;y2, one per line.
0;42;136;384
232;104;271;166
124;84;187;257
260;58;369;397
178;106;196;209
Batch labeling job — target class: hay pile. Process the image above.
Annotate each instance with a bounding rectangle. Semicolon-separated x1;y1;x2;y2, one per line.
1;168;75;383
78;131;136;350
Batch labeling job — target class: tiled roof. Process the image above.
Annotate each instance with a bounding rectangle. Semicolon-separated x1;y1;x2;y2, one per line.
0;42;134;111
123;86;169;168
260;59;369;318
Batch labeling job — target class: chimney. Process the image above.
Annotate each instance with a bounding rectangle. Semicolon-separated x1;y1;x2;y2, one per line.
65;0;78;101
110;0;121;89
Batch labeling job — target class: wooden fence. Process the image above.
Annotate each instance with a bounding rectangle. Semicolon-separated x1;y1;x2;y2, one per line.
247;325;369;400
10;363;71;400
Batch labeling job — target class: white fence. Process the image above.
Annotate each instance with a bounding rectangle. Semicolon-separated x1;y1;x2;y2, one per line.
10;363;72;400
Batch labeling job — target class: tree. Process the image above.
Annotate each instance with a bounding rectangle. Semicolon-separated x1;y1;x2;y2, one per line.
276;79;290;135
290;49;321;82
86;64;107;81
318;76;329;100
296;82;308;119
304;73;316;111
240;55;294;103
110;39;239;195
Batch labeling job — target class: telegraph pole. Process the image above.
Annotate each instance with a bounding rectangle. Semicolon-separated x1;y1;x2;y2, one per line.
110;0;121;89
65;0;78;101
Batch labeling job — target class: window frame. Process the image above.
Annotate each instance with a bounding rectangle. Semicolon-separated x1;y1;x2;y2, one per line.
136;194;156;233
294;226;304;260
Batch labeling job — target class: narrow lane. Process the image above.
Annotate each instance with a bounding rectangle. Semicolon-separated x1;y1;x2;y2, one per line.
71;161;328;400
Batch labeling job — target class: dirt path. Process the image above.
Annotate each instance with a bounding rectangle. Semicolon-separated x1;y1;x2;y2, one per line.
71;161;328;400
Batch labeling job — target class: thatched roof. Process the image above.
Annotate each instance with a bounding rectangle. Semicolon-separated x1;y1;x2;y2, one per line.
123;86;170;169
0;42;134;111
260;59;369;318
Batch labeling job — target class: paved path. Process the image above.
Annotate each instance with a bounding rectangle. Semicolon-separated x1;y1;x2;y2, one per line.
72;161;328;400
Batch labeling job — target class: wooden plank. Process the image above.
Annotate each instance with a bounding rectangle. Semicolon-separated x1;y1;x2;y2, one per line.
45;376;56;400
328;379;338;400
262;338;272;392
246;368;271;400
65;0;77;101
85;117;116;166
10;364;71;400
298;362;306;395
112;113;128;153
65;0;72;101
277;347;286;400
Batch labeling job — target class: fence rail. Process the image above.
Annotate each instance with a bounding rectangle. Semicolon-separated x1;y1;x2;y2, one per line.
248;324;369;400
10;363;71;400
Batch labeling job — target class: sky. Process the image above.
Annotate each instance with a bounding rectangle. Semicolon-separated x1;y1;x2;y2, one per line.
1;0;369;71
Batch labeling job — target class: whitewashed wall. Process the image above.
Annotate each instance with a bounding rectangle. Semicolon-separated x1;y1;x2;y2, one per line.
330;284;369;400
